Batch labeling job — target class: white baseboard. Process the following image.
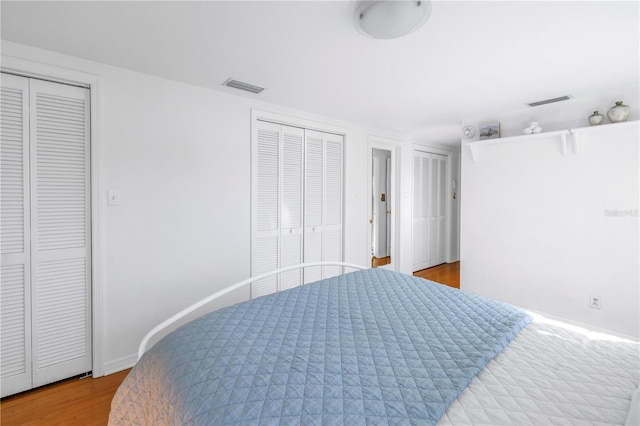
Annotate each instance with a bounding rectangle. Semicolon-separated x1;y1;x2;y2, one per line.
103;353;137;376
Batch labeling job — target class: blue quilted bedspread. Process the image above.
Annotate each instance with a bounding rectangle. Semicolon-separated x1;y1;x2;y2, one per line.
109;269;531;425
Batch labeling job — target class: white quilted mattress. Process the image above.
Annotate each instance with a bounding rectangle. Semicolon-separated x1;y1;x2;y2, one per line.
440;313;640;425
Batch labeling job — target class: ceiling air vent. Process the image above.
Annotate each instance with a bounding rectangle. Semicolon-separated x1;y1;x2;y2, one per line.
222;78;265;94
528;95;571;107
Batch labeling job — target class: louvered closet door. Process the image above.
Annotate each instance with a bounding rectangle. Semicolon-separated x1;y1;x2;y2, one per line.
412;151;446;271
412;153;429;270
252;121;343;295
323;133;343;279
0;73;32;397
429;155;446;266
279;126;304;291
303;131;324;283
29;79;91;388
303;130;343;283
252;121;281;297
252;122;305;297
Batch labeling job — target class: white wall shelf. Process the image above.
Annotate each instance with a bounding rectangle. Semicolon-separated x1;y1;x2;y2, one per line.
570;120;639;155
466;120;639;161
466;130;570;162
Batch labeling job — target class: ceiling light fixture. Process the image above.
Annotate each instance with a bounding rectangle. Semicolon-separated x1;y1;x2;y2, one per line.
354;0;432;39
222;78;265;94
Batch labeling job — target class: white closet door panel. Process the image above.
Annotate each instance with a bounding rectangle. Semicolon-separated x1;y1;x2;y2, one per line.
305;133;323;228
412;155;421;220
280;232;302;291
323;135;342;278
252;235;279;298
412;153;429;270
323;227;342;278
282;127;303;230
1;88;28;255
1;76;29;258
29;79;91;387
421;157;430;218
413;221;429;270
33;258;89;370
325;138;342;227
412;151;448;271
438;158;446;217
1;264;32;397
255;123;280;232
0;74;31;397
252;121;281;297
429;158;439;217
280;126;304;289
432;157;447;264
303;230;322;284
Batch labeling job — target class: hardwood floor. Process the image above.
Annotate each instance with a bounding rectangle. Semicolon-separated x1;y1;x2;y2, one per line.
413;261;460;289
1;263;460;425
1;369;130;426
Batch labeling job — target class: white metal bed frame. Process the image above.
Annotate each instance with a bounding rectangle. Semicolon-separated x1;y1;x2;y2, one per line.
137;261;367;360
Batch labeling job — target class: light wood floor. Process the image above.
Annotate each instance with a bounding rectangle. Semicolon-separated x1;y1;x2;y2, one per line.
1;369;130;425
413;261;460;289
2;262;460;425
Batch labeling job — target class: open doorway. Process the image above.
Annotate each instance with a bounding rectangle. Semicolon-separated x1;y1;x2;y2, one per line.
368;139;398;270
371;148;392;267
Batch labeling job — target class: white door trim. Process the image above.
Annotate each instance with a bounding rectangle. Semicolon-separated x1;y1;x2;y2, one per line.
367;135;400;271
1;55;105;377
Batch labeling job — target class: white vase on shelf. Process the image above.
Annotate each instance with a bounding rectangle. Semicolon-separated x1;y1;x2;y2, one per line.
607;101;630;123
588;111;604;126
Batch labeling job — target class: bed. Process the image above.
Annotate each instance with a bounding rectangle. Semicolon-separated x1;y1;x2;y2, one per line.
109;264;639;425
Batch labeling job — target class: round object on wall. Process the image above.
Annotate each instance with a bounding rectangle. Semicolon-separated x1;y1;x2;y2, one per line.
462;125;475;139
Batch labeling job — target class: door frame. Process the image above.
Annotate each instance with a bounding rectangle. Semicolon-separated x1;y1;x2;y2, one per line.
412;144;454;271
1;55;105;377
367;136;400;271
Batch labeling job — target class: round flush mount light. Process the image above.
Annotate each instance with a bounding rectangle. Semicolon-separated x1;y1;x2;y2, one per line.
354;1;432;39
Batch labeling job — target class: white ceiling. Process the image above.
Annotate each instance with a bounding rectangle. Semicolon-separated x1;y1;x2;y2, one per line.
2;1;638;145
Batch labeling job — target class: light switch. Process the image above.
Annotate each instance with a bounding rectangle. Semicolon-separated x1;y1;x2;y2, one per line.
107;190;120;206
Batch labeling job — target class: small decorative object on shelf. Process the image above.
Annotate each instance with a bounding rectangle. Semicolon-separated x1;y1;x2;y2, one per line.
479;121;500;140
607;101;630;123
588;111;604;126
523;121;542;134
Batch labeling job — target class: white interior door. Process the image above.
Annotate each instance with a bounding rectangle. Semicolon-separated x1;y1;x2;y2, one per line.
280;126;304;291
1;73;32;397
252;121;281;297
412;151;447;272
0;74;91;397
322;133;343;279
29;78;92;387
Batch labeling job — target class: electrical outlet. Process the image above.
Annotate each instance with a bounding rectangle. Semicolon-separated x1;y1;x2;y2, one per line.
589;295;601;310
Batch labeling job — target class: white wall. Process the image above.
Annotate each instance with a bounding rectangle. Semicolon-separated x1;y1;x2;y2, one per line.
460;121;639;338
3;42;459;374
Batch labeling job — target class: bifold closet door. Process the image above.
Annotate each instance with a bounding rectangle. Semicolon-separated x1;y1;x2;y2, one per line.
303;130;343;283
251;122;304;297
1;73;32;397
252;121;343;297
0;74;91;397
412;151;446;272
